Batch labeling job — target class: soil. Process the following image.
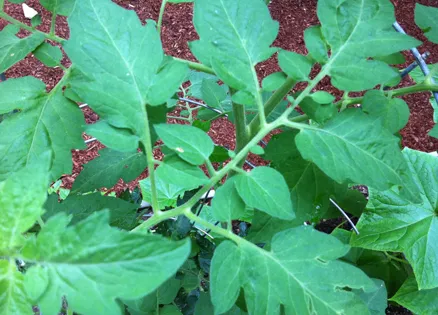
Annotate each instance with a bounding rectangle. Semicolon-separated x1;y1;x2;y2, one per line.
1;1;438;314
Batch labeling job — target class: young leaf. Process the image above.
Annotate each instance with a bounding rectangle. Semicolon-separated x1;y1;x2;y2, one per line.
72;149;147;194
296;94;337;124
64;0;188;149
362;90;409;134
0;260;32;315
155;124;214;165
39;0;76;16
211;178;246;222
415;4;438;44
0;77;86;181
43;193;139;230
295;109;418;198
0;24;45;73
304;26;328;63
278;51;312;82
191;0;278;99
318;0;421;91
210;227;375;314
265;131;347;221
33;42;63;67
311;91;335;104
235;166;295;220
22;211;191;315
391;276;438;315
351;149;438;290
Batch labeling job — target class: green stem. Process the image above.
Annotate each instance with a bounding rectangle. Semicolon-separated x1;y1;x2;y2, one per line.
134;120;280;232
167;115;190;122
232;102;249;155
205;159;217;177
384;252;410;265
141;107;160;213
50;12;57;36
37;217;45;227
157;0;167;35
334;82;438;108
0;12;65;43
248;77;296;137
67;308;73;315
172;57;215;75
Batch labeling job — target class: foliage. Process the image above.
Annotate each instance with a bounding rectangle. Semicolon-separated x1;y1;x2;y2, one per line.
1;0;438;314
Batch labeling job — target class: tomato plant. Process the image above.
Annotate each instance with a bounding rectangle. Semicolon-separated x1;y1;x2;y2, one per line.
1;0;438;314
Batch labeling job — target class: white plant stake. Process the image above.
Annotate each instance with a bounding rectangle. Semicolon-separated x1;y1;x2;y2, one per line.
22;3;38;19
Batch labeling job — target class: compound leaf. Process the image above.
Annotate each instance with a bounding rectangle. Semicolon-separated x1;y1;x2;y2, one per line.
235;166;295;220
211;227;375;314
295;109;418;199
351;149;438;289
391;276;438;315
0;76;86;181
0;24;45;73
155;124;214;165
65;0;188;151
71;148;147;194
415;4;438;44
191;0;278;99
318;0;421;91
43;193;139;230
22;211;191;315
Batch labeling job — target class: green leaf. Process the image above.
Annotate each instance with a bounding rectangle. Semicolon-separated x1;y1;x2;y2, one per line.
0;76;45;114
0;77;86;181
65;0;188;149
211;178;246;222
155;124;214;165
295;109;418;198
43;193;139;230
428;124;438;139
261;72;287;92
0;260;32;315
140;176;186;210
246;210;301;249
22;211;191;315
354;279;387;315
31;14;42;28
124;277;182;315
0;165;49;252
191;0;278;99
297;94;337;124
318;0;421;91
187;71;218;99
351;148;438;289
391;276;438;315
415;4;438;44
72;149;147;194
201;79;228;109
265;131;347;221
409;63;438;123
374;52;406;65
192;119;211;132
278;51;312;82
39;0;76;16
304;26;328;64
210;227;375;314
0;24;45;73
209;145;229;163
362;90;409;134
235;166;295;220
33;42;63;67
194;292;214;315
155;156;209;192
311;91;335;104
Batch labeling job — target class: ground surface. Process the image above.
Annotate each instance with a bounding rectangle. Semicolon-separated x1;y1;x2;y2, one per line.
2;1;438;314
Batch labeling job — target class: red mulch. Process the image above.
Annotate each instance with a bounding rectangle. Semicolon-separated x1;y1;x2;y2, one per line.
1;0;438;195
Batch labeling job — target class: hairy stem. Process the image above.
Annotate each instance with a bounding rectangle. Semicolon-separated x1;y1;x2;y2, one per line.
157;0;167;35
50;12;57;36
172;57;215;75
0;12;65;43
248;77;296;137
